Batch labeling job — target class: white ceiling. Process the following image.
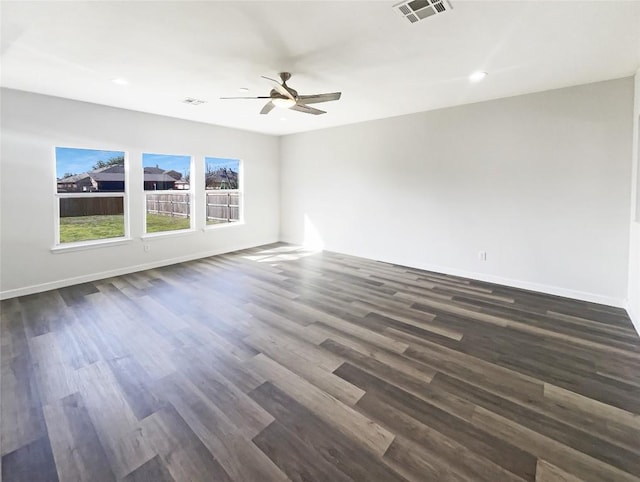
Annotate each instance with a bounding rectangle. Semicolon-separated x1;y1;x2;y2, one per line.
2;1;640;136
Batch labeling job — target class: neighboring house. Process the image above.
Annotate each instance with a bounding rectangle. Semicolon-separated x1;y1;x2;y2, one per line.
90;165;127;191
57;173;94;192
173;179;190;190
57;165;182;192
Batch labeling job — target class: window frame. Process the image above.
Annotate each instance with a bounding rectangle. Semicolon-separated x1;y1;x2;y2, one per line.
204;157;243;230
52;147;131;250
142;153;194;237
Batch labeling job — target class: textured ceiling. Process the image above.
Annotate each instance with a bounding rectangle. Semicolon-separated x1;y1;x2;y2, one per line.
2;1;640;135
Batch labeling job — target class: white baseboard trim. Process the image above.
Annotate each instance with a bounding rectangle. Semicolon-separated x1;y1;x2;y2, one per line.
2;240;630;318
413;262;626;308
320;246;627;309
0;239;276;300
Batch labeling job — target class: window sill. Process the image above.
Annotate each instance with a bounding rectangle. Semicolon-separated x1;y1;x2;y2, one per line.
203;221;244;232
141;228;196;240
51;237;131;253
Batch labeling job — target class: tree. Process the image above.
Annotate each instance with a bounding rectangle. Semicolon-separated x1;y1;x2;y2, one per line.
62;172;78;178
93;155;124;169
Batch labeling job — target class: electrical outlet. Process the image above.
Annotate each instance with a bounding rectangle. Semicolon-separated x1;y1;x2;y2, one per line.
144;244;151;252
478;251;487;261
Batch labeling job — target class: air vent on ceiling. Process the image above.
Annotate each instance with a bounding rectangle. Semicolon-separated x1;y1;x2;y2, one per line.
393;0;452;24
182;97;207;105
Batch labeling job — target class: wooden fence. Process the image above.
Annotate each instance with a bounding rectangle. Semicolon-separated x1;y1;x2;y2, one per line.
146;193;190;218
60;192;237;222
206;191;240;223
60;197;123;217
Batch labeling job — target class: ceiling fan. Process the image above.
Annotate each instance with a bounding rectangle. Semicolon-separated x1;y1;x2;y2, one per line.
221;72;341;115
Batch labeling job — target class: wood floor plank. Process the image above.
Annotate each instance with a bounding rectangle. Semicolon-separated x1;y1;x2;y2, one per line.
247;353;396;457
170;349;275;439
471;406;640;482
153;373;288;482
28;332;77;405
252;420;354;482
430;372;640;475
43;393;115;482
383;436;467;482
2;243;639;481
121;455;175;482
245;332;365;406
1;435;59;482
248;381;408;482
75;361;155;479
140;407;232;482
535;459;585;482
1;354;46;457
354;384;526;482
335;362;538;481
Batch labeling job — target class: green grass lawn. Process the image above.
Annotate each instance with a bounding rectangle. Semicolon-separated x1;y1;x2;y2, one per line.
60;215;125;243
146;213;191;233
59;214;191;243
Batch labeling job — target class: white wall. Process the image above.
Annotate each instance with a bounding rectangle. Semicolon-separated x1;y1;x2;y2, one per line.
628;70;640;332
0;88;280;298
280;78;634;306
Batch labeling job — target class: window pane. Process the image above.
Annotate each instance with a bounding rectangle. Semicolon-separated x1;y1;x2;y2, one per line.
142;153;190;191
56;147;125;193
205;157;240;226
206;191;240;225
142;153;191;233
146;192;191;233
205;157;239;190
59;197;124;243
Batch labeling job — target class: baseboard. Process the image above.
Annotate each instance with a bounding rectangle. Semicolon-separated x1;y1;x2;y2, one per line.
321;246;626;309
415;262;626;308
0;240;275;300
3;240;629;316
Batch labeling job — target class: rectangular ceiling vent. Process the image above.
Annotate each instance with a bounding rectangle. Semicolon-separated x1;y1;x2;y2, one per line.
182;97;207;106
393;0;452;24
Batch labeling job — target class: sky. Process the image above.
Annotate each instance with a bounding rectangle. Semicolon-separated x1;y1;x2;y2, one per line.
56;148;239;178
142;153;191;174
205;157;239;172
55;147;124;178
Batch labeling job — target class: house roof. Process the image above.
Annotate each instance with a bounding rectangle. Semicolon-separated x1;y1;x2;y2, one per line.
58;173;91;183
88;171;177;183
3;2;640;136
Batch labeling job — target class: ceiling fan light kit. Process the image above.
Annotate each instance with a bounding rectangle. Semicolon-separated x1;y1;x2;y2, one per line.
221;72;342;116
272;97;296;108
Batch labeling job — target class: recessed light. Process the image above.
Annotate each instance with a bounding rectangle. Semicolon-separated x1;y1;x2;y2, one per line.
111;77;129;85
469;71;488;83
280;117;287;121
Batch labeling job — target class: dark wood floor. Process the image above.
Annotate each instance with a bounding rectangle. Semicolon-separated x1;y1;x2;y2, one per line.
2;244;640;481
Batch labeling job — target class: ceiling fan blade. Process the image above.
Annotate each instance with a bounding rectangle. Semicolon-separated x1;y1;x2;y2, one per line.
220;96;272;99
260;101;275;115
296;92;341;104
290;103;326;115
261;75;294;100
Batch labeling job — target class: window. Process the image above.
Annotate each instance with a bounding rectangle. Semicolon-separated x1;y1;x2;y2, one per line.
55;147;127;245
205;157;241;226
143;153;192;234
